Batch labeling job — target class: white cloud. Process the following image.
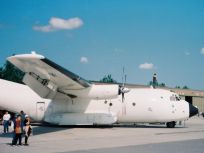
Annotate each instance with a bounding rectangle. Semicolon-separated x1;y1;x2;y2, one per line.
139;62;154;70
200;48;204;55
185;52;190;56
33;17;83;32
80;57;88;64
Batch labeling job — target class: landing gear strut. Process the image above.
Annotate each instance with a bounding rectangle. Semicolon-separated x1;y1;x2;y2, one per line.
166;121;176;128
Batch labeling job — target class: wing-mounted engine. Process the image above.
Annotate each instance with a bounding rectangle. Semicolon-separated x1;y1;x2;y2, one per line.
60;84;119;100
86;84;119;99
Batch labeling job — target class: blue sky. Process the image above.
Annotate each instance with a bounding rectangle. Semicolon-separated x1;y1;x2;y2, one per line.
0;0;204;90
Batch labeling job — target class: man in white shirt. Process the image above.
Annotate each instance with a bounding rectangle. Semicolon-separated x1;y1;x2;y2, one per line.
3;111;11;133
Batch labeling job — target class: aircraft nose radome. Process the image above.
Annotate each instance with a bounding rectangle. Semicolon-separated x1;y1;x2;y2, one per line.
189;103;198;117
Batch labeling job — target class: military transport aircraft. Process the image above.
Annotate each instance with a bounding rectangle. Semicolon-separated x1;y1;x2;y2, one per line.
0;53;198;128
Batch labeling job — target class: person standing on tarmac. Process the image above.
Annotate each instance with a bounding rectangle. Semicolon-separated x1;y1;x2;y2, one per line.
24;115;32;145
12;115;23;145
3;111;11;133
20;110;26;124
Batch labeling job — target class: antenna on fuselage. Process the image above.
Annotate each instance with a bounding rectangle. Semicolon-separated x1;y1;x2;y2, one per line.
122;67;125;86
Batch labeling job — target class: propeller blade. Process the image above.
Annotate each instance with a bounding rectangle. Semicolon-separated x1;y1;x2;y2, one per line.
122;92;124;102
120;67;130;103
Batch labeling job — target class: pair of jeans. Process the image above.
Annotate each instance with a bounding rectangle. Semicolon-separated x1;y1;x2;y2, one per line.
3;120;9;133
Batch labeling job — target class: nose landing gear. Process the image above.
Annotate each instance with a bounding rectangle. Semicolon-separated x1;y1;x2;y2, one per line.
166;121;176;128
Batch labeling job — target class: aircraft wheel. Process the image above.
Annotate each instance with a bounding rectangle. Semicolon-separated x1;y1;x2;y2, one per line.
166;121;176;128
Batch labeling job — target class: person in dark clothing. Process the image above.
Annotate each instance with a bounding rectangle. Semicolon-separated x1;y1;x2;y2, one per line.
24;115;32;145
152;73;158;89
12;115;23;145
20;111;26;126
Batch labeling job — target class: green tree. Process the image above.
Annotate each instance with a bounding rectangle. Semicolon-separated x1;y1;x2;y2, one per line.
148;81;165;87
100;74;117;83
175;86;181;89
159;83;166;87
148;81;153;86
183;85;189;89
0;61;24;84
0;67;3;79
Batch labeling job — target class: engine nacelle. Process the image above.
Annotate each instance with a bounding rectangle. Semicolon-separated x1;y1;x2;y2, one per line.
87;84;119;99
65;84;119;99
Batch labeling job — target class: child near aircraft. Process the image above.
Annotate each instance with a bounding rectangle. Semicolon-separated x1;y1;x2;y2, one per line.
24;115;32;145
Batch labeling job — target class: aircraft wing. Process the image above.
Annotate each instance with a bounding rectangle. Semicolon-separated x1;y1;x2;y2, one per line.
7;53;91;98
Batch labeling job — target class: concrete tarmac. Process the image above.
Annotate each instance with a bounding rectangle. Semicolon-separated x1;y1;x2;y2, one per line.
0;117;204;153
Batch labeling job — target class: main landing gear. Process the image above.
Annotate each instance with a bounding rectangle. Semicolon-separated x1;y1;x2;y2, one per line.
166;121;176;128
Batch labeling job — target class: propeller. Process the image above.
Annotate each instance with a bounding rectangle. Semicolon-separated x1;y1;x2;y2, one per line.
119;67;130;102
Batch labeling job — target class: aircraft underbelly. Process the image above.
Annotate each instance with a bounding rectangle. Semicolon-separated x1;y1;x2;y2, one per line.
44;112;117;125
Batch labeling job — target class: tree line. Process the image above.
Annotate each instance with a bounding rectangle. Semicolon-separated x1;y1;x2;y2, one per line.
0;61;24;84
100;74;189;89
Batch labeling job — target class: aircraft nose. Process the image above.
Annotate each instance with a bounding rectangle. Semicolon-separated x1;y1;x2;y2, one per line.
189;103;198;117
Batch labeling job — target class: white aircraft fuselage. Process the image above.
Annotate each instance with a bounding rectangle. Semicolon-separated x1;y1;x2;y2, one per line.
0;53;198;128
0;79;197;127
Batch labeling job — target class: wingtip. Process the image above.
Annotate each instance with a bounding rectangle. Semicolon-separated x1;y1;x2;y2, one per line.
7;52;45;61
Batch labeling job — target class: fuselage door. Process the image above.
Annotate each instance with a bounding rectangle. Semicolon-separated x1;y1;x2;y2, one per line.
36;102;45;121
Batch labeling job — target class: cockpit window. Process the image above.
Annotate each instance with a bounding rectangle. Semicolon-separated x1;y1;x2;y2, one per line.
175;95;181;101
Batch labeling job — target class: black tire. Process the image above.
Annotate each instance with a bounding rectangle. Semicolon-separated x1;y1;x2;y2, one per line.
166;121;176;128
